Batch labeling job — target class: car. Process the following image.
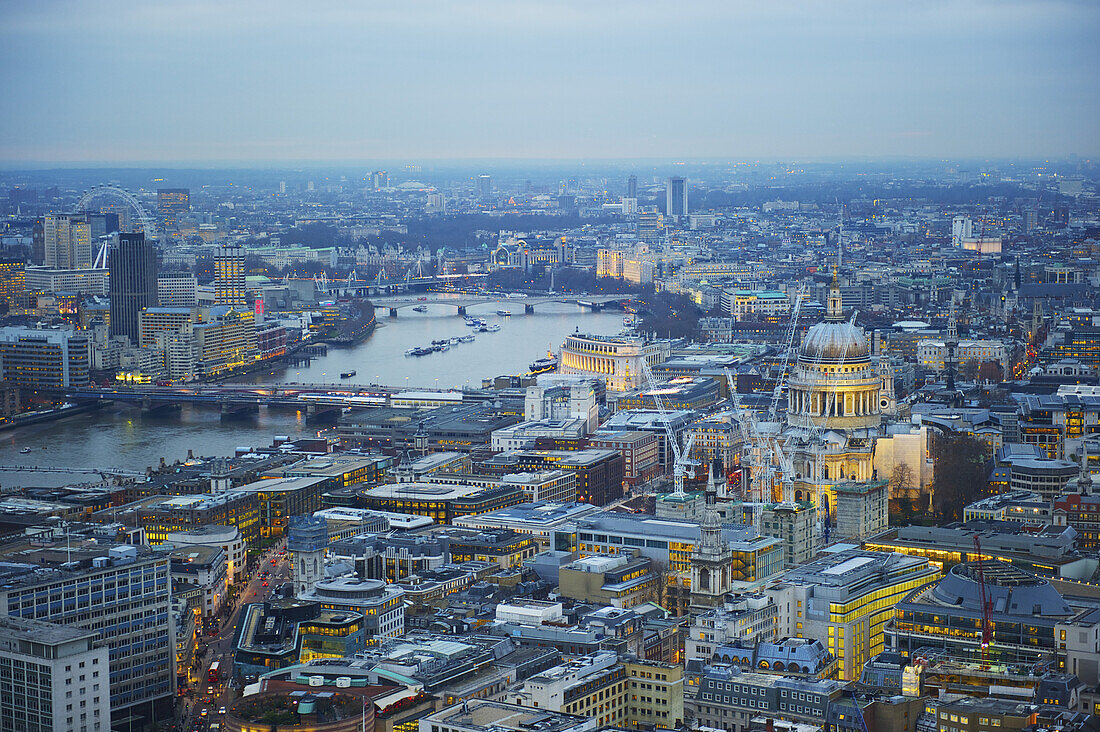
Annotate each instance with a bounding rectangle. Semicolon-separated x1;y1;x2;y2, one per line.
200;708;208;717
219;707;227;715
271;559;276;565
262;581;268;587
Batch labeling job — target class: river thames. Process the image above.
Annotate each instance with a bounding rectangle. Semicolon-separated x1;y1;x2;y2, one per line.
0;301;624;488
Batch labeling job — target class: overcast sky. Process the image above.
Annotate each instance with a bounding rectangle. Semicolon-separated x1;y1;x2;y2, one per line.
1;0;1097;164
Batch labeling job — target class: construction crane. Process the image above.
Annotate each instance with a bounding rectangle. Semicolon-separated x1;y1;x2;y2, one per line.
769;282;808;419
640;359;695;497
972;534;994;669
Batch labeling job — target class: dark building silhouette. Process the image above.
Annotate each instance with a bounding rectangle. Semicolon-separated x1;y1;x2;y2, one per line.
109;232;158;342
627;174;638;199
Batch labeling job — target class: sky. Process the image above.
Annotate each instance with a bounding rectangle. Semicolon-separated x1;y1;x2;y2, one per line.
1;0;1097;164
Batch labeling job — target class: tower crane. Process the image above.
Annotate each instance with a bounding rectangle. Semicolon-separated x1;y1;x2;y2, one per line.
640;359;695;497
972;534;994;669
769;283;808;419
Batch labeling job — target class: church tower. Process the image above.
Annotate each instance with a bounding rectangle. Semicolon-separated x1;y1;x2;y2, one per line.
690;460;736;609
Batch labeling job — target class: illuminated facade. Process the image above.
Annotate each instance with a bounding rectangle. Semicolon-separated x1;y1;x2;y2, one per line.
214;243;246;306
772;550;941;681
560;333;670;391
783;273;890;512
0;258;26;305
193;307;258;376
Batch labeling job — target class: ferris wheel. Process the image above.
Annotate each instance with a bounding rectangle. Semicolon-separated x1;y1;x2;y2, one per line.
74;184;160;243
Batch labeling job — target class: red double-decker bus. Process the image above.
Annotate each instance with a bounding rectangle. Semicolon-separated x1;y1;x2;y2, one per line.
207;661;221;684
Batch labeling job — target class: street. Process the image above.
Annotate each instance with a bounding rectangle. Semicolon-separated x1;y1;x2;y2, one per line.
178;541;290;731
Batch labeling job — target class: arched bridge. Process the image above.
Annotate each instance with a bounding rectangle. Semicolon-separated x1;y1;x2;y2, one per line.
371;293;631;317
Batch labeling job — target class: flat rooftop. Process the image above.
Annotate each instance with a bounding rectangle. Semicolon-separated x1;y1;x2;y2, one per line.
0;615;98;644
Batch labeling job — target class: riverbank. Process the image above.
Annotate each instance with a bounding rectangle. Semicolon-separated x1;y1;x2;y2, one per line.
0;400;104;433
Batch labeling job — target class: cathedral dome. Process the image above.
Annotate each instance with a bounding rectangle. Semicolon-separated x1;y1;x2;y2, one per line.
799;320;870;362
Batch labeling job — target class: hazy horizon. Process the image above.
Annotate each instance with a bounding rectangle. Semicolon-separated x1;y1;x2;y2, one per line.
3;0;1098;164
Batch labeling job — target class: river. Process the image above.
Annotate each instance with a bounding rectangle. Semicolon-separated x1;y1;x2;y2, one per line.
0;301;624;488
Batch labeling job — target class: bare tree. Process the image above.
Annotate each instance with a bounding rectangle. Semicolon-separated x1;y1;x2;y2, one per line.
888;462;915;497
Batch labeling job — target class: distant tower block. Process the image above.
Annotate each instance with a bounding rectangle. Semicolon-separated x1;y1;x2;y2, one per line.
288;515;328;597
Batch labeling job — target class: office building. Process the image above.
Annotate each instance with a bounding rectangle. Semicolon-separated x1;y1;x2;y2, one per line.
168;544;227;621
666;176;687;220
451;501;600;546
156;188;189;233
44;213;92;269
559;333;670;391
951;215;972;245
24;266;108;296
888;560;1091;668
0;616;111;732
193;306;258;376
760;501;819;569
0;258;26;306
556;511;783;587
126;491;261;545
627;173;638;199
163;525;246;584
0;326;90;388
507;651;683;729
686;663;845;732
108;232;158;342
420;699;596;732
214;243;246;306
480;449;625;506
353;481;526;523
557;553;659;609
156;271;198;307
769;550;940;680
477;174;492;202
234;599;366;677
0;543;175;725
371;171;389;189
297;577;405;645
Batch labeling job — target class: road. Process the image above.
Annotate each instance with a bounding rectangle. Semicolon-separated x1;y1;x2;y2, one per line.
179;541;290;731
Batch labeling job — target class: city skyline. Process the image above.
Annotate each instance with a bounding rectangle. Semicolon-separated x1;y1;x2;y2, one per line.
2;0;1098;165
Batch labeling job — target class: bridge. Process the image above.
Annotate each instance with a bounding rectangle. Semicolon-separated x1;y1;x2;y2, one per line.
67;384;399;422
0;464;146;479
370;293;631;317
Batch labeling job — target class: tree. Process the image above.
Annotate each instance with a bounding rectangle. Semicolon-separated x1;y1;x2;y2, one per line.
888;462;915;497
977;361;1003;383
959;359;980;381
930;434;989;522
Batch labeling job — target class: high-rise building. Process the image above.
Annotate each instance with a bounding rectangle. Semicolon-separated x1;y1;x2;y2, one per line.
0;326;91;388
156;271;198;307
0;616;111;732
109;232;158;342
426;192;446;214
214;243;246;307
666;176;687;220
637;206;663;241
627;173;638;199
952;215;972;246
478;174;492;203
371;171;389;189
0;543;175;725
43;213;92;269
156;188;190;233
0;258;26;307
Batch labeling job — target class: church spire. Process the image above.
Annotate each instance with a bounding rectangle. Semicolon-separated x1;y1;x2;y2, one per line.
826;265;844;322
